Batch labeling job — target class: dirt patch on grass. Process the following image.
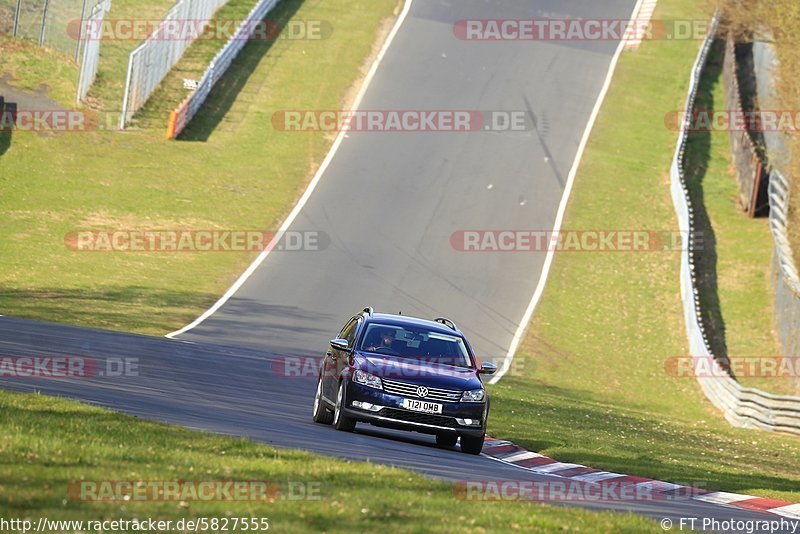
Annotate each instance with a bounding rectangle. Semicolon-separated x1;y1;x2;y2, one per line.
79;210;222;230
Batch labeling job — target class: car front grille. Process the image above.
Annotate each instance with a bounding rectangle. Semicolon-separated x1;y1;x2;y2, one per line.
382;378;462;402
378;408;458;428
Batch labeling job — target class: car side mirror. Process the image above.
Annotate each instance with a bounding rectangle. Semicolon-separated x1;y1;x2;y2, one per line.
330;338;350;352
478;362;497;375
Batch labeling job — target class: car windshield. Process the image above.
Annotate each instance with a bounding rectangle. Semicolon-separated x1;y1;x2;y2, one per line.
359;323;473;368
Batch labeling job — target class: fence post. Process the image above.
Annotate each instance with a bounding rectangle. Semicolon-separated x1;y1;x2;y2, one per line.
74;0;88;62
12;0;21;37
38;0;49;46
120;53;135;129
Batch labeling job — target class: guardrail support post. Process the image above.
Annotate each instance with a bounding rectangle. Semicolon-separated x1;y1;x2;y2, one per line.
74;0;88;62
12;0;21;37
38;0;49;46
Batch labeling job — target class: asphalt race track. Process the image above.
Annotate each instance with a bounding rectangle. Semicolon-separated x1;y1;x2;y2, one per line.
178;0;635;359
1;0;792;530
0;316;790;529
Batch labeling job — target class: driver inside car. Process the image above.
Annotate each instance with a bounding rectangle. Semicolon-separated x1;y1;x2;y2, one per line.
366;328;395;352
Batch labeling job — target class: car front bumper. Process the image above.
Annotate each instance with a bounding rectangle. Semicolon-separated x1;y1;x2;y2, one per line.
342;380;487;437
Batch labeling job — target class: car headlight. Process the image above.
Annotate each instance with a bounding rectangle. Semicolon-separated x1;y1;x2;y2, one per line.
461;389;485;402
353;369;382;390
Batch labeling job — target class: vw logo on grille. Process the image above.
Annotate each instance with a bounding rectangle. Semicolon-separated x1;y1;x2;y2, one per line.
416;386;429;398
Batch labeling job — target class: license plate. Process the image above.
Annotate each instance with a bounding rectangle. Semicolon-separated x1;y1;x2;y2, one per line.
402;399;443;414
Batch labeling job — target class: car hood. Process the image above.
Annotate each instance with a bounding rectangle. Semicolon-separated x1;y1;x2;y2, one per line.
354;353;483;391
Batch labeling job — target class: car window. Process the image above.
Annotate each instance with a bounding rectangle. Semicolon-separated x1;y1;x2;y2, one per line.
359;323;472;368
339;318;359;346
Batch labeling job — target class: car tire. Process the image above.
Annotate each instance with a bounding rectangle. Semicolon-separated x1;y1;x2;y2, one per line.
312;377;333;425
435;433;458;448
460;433;485;455
333;380;356;432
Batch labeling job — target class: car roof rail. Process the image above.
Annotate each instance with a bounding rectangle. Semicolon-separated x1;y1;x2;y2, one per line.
363;306;374;316
434;317;458;331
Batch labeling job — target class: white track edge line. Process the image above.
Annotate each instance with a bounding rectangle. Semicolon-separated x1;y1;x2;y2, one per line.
165;0;415;339
503;451;544;463
771;504;800;520
693;491;758;505
480;451;567;479
489;0;646;383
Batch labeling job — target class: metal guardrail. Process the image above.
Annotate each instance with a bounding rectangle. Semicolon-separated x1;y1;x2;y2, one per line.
670;14;800;436
165;0;279;138
119;0;229;128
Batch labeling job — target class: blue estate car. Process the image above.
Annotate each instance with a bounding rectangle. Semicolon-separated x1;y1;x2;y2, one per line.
312;308;496;454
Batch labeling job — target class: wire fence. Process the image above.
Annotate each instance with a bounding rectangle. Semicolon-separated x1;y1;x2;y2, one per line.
119;0;229;128
165;0;279;138
0;0;15;34
75;0;110;103
1;0;88;60
671;14;800;436
722;32;769;216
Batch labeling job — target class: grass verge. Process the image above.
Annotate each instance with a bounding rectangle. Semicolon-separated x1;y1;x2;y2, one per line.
487;0;800;503
0;35;78;106
0;0;397;335
0;389;660;532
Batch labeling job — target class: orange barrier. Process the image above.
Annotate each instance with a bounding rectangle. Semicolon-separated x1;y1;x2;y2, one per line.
165;110;178;139
165;98;190;140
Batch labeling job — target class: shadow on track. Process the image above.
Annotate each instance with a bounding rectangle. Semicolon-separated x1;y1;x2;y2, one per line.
0;285;220;335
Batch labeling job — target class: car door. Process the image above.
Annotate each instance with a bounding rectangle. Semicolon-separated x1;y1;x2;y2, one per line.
324;316;359;396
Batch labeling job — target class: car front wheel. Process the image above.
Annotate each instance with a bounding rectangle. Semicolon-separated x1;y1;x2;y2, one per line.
460;433;485;455
333;381;356;432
